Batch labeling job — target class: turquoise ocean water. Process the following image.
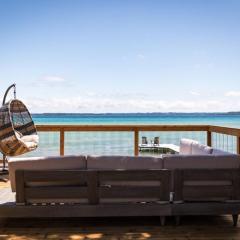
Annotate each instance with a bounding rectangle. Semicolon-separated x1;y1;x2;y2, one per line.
33;113;240;127
24;113;240;157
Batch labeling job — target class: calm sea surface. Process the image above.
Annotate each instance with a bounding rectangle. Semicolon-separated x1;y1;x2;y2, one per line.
33;113;240;127
24;113;240;157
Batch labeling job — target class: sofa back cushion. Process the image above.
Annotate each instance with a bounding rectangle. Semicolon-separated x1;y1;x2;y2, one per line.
8;155;87;192
87;155;163;169
191;142;213;155
212;148;233;155
179;138;198;154
163;154;240;169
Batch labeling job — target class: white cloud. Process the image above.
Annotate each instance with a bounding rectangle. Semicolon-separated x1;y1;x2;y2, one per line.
22;95;236;113
225;91;240;97
189;91;200;96
42;75;65;83
32;75;68;88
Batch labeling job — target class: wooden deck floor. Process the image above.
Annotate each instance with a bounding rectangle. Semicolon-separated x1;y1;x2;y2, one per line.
1;174;240;240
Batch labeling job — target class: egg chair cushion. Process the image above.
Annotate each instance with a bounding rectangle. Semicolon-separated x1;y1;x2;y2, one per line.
23;141;38;150
14;133;39;151
21;134;39;144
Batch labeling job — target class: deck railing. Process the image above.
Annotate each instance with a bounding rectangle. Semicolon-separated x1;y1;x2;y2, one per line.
35;125;240;156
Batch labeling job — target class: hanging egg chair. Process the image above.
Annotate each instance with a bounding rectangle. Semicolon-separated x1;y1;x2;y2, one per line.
0;84;39;158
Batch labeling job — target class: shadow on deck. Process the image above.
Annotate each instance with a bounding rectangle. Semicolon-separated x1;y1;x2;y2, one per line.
0;174;240;239
0;215;240;240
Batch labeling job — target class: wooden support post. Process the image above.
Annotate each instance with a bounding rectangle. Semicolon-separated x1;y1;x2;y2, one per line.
175;216;181;226
160;216;166;226
173;170;183;201
232;214;238;227
237;136;240;155
87;171;99;205
15;170;26;205
207;131;212;147
60;129;65;156
134;130;139;156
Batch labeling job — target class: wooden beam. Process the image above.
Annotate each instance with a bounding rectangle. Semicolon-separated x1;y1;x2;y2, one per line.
237;136;240;155
0;203;172;218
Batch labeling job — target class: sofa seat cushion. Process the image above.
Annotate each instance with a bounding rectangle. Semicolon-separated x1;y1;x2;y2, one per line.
87;155;163;169
179;139;198;154
191;142;213;155
163;154;240;169
8;155;87;192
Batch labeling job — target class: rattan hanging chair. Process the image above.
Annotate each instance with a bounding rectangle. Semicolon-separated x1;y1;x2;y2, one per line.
0;84;39;157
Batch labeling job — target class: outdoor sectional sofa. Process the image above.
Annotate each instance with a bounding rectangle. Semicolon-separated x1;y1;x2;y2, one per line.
2;139;240;226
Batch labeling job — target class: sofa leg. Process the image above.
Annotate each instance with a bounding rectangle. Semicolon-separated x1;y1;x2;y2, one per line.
232;214;238;227
160;216;166;226
175;216;180;226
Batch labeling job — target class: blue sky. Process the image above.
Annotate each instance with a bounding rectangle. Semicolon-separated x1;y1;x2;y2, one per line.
1;0;240;113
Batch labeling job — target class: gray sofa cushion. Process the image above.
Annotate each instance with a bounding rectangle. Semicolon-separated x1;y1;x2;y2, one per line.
212;148;233;155
87;155;163;169
179;139;198;154
8;155;87;192
163;154;240;192
162;154;240;169
191;142;213;155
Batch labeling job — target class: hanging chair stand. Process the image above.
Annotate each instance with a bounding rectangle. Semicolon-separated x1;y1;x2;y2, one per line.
0;83;39;175
2;83;16;106
1;84;16;173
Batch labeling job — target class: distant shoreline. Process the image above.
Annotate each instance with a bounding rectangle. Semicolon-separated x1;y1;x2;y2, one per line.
32;112;240;117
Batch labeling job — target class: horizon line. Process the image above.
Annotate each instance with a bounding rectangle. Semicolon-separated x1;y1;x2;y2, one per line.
32;111;240;115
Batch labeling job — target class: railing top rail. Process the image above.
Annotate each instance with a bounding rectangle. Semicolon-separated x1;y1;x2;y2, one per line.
35;124;240;136
209;125;240;137
36;124;210;132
